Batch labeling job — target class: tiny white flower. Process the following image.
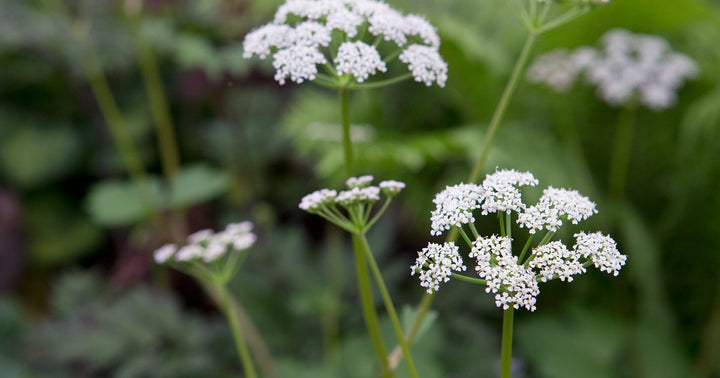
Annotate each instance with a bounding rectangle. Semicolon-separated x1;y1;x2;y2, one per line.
470;235;539;311
379;180;406;196
188;229;214;244
517;187;597;234
527;241;585;282
244;0;447;87
411;242;466;293
299;189;338;212
399;44;448;87
153;244;177;264
527;49;583;92
336;186;381;205
573;232;627;276
429;183;485;236
346;175;375;188
335;41;387;83
175;244;204;262
272;44;327;85
480;169;538;215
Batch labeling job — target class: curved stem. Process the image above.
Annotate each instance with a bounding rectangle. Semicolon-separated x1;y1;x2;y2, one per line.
357;234;419;378
468;32;537;183
351;73;413;90
388;293;435;371
451;273;487;285
352;235;392;377
218;284;258;378
608;103;637;200
500;308;515;378
340;88;355;176
517;233;535;263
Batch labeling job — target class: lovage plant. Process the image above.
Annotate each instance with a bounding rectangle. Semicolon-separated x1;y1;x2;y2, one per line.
154;222;260;378
411;169;627;377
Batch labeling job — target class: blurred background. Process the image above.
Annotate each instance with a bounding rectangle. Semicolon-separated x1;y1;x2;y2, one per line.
1;0;719;377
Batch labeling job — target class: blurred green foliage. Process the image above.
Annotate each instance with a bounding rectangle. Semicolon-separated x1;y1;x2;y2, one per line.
0;0;719;376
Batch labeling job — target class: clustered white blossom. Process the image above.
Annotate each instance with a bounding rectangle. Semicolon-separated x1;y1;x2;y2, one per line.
412;168;627;311
517;186;597;234
299;175;406;232
469;235;540;310
528;28;698;110
154;222;256;264
243;0;448;87
410;242;466;293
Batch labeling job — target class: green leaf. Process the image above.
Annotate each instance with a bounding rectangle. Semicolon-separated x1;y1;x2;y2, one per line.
168;164;230;209
86;179;162;226
0;125;81;188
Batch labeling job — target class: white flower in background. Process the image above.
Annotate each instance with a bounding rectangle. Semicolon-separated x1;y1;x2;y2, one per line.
154;222;257;265
336;186;381;205
412;168;627;312
527;49;584;92
379;180;406;196
299;177;406;232
430;183;485;236
480;169;538;215
299;189;338;212
346;175;375;188
411;242;466;293
243;0;447;86
573;232;627;276
517;187;597;234
528;28;697;110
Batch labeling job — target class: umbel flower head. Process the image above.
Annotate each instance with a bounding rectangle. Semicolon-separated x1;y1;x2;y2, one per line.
154;222;256;283
528;28;698;110
299;175;405;234
412;168;627;311
242;0;447;87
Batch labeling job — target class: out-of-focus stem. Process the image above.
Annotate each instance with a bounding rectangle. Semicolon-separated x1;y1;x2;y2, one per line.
203;283;278;378
358;234;419;378
352;235;392;377
468;32;537;184
217;284;258;378
608;103;637;200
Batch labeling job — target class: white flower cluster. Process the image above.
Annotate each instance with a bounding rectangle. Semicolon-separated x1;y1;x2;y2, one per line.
528;29;698;110
517;187;597;234
527;241;585;282
411;242;466;293
299;176;405;212
413;168;627;312
243;0;447;86
429;169;537;236
154;222;256;264
470;235;539;311
573;231;626;276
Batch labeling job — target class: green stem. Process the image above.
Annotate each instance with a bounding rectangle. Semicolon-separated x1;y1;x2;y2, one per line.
352;235;391;377
451;273;487;285
608;103;637;200
218;284;258;378
468;32;537;184
517;233;535;263
506;211;512;240
358;234;419;378
500;308;515;378
351;73;413;90
340;88;355;176
128;13;181;184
